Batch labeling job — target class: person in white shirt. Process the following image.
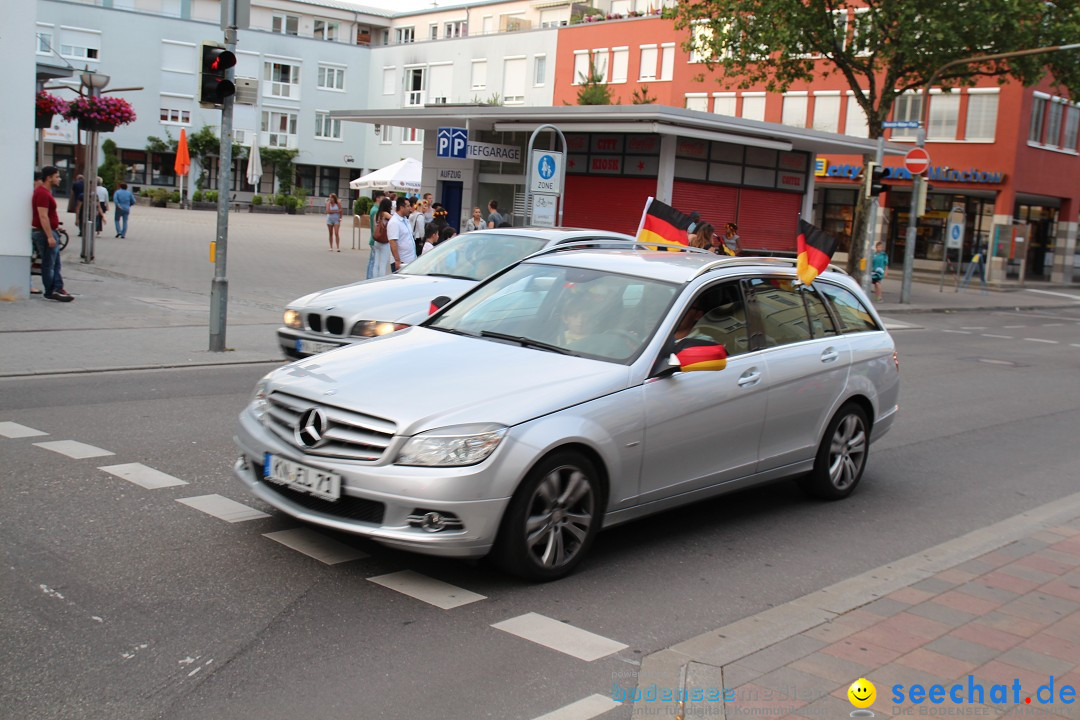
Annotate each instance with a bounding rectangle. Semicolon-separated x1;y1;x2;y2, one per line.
387;196;416;271
95;177;109;236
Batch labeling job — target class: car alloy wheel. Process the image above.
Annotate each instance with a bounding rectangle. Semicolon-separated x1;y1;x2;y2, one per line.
800;403;869;500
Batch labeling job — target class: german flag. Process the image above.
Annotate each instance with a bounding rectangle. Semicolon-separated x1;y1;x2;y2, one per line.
637;197;693;246
675;339;728;372
796;219;838;285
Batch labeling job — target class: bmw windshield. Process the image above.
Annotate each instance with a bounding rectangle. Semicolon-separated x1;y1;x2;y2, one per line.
399;232;551;281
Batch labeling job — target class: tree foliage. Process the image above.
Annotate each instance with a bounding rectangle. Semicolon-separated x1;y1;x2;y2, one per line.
259;147;299;195
97;139;125;191
576;57;614;105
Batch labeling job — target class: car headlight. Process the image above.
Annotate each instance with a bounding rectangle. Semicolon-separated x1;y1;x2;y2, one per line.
251;378;271;423
396;424;508;467
283;309;302;329
351;320;410;337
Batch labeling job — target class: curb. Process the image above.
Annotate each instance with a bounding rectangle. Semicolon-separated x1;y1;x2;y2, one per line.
0;358;284;379
876;303;1079;316
630;489;1080;718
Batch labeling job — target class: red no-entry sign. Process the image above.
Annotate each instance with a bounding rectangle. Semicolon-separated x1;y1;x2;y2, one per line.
905;147;931;175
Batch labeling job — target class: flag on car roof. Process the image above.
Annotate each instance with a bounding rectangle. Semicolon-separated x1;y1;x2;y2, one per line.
636;197;694;246
796;219;838;285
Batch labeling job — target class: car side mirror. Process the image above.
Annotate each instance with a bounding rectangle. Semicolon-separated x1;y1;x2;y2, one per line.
675;342;728;372
653;353;682;379
429;295;452;315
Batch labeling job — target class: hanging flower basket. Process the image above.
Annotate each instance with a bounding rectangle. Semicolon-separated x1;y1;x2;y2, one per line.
36;113;54;129
35;91;67;129
62;95;136;133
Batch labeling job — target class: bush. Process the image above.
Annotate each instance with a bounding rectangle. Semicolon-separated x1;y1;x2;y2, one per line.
252;195;263;205
274;194;287;207
169;191;181;203
284;195;300;211
150;188;170;207
140;189;150;197
205;190;219;203
192;190;204;202
355;196;374;216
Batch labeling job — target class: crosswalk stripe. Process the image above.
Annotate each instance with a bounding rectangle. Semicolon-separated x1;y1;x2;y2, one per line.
99;463;188;489
368;570;486;609
492;612;628;661
532;694;621;720
0;422;48;438
263;528;368;565
177;494;269;523
33;440;114;459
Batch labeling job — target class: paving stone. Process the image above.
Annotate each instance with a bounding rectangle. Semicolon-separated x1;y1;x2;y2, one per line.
1038;549;1080;569
995;538;1050;558
751;665;836;704
1039;579;1080;604
1042;616;1080;643
738;635;827;675
1015;553;1074;576
896;647;978;679
1032;530;1069;544
887;587;938;605
914;577;962;594
819;637;901;667
1048;526;1080;537
954;559;1001;576
845;624;928;654
878;612;954;640
721;661;763;690
924;635;1003;667
1019;632;1080;664
907;600;978;627
979;611;1049;638
989;567;1052;591
996;593;1078;625
725;682;806;717
971;660;1051;696
996;646;1077;677
936;568;981;585
788;652;872;684
860;597;911;618
788;691;852;719
958;581;1023;605
950;622;1025;652
932;589;1004;615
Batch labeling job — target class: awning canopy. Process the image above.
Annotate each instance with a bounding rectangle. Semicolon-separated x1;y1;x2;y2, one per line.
349;157;422;192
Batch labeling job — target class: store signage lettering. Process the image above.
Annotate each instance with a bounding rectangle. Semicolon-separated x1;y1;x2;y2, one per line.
590;156;623;174
467;141;522;162
821;161;1004;184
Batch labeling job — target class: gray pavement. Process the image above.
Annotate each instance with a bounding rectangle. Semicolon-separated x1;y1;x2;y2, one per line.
2;204;1078;377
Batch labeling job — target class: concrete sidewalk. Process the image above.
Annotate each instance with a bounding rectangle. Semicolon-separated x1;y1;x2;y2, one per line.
630;493;1080;719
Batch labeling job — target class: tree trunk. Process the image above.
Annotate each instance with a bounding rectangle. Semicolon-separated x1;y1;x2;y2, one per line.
844;152;873;278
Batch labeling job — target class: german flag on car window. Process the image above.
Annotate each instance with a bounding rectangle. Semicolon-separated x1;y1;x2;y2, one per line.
637;197;694;246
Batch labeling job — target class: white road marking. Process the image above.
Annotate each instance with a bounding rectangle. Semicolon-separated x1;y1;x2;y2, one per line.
879;318;921;331
368;570;486;609
263;528;367;565
532;694;622;720
1024;338;1059;344
959;326;987;330
99;463;188;489
1072;344;1080;348
33;440;114;459
177;494;269;523
1002;325;1026;329
492;612;628;661
982;334;1013;339
1041;323;1065;327
941;329;971;334
0;422;48;438
1023;289;1080;301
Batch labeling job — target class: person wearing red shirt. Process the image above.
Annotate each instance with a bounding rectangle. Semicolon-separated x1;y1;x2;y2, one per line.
31;166;73;302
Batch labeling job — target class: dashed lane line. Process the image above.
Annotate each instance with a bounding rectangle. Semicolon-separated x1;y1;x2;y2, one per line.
368;570;486;609
492;612;628;662
99;463;188;489
263;528;368;565
941;330;971;334
0;422;48;438
1024;338;1059;344
33;440;115;459
177;494;270;523
981;334;1014;339
532;694;622;720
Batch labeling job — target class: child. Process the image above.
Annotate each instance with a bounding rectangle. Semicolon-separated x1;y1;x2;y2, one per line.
871;241;889;301
421;223;439;256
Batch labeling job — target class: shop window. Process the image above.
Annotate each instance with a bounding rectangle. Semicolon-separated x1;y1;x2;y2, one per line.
294;165;316;195
151;153;177;186
964;92;998;141
319;167;339;197
122;150;147;185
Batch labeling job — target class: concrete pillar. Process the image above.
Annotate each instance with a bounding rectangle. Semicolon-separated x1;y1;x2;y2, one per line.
1051;197;1076;285
655;134;675;205
0;1;37;300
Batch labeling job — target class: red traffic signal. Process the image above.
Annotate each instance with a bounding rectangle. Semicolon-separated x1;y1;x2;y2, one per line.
199;42;236;107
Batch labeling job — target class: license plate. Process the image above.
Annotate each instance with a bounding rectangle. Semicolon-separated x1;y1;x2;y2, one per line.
263;453;341;502
297;338;343;355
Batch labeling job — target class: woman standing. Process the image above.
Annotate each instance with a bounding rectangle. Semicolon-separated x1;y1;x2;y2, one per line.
465;207;485;232
325;193;342;251
689;222;715;250
370;197;394;277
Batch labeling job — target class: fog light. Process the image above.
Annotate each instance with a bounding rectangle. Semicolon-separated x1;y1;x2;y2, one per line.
407;509;464;533
421;512;447;532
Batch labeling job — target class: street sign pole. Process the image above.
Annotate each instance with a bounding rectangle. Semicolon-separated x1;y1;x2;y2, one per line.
209;5;238;352
524;124;567;226
861;135;885;295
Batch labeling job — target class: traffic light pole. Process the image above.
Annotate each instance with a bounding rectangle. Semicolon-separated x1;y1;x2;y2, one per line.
861;136;885;295
209;22;237;352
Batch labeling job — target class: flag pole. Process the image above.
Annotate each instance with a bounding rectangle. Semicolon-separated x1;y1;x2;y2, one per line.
635;196;654;238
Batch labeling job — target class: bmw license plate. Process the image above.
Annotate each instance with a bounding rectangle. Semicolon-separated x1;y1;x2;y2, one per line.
297;338;342;355
264;453;341;501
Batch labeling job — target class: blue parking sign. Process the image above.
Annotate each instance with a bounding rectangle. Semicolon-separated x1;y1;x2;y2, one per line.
437;127;468;159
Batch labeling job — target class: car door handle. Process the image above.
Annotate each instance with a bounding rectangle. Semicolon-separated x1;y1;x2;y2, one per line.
820;348;840;363
737;369;761;387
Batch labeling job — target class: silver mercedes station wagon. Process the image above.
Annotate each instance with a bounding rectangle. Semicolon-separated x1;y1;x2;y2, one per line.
235;244;900;580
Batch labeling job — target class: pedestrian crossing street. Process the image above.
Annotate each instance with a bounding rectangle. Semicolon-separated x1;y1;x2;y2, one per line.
1;419;628;720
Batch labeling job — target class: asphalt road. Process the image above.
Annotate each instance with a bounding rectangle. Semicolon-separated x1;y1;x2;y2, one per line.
2;306;1079;720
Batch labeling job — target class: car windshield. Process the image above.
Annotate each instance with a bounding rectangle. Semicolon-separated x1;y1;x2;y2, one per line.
398;232;550;281
427;261;680;363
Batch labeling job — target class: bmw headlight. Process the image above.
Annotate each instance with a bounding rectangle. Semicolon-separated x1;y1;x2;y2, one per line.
251;378;271;423
396;424;508;467
351;320;410;337
283;309;302;329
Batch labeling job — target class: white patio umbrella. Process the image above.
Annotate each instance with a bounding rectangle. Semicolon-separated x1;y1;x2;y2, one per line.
245;136;262;189
349;157;422;193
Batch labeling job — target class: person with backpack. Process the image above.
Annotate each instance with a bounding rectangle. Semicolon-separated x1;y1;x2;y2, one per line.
370;197;393;278
365;190;385;279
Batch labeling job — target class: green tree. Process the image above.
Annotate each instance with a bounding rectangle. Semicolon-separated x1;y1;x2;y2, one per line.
97;139;125;192
631;85;656;104
259;147;299;195
576;57;614;105
675;0;1080;274
186;125;221;191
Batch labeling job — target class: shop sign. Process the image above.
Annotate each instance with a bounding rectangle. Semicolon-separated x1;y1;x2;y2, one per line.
589;155;622;174
814;158;828;176
676;138;709;159
590;134;623;153
565;134;589;153
778;172;806;191
625;134;660;154
438;168;463;180
825;163;864;179
467;141;521;163
821;161;1005;184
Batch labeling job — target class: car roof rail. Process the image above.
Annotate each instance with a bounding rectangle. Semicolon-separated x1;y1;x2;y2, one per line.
527;239;715;259
690;255;849;280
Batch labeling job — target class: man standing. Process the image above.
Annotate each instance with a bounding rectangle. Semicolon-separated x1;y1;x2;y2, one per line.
486;199;504;229
95;177;109;236
387;196;416;272
113;182;135;238
32;166;73;302
365;190;385;279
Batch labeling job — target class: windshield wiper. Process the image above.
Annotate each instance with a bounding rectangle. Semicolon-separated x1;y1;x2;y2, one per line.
479;331;570;354
425;272;475;280
428;326;477;338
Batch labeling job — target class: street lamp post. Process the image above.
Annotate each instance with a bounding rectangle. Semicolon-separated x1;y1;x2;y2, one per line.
79;68;109;264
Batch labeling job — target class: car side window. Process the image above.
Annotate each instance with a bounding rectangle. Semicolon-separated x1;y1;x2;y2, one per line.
746;277;813;348
803;287;839;338
816;283;881;333
671;281;751;357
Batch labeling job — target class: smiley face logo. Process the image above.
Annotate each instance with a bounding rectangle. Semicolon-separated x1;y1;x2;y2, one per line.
848;678;876;709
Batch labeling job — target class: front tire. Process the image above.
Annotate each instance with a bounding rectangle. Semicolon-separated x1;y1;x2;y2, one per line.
494;450;601;581
799;403;869;500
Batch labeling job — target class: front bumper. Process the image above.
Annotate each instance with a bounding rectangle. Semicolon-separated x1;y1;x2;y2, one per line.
277;327;354;359
233;410;510;558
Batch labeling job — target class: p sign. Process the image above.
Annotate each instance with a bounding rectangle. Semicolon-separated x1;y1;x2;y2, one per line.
437;127;468;159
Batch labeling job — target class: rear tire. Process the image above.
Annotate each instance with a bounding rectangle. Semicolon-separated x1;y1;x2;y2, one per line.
493;450;601;581
799;403;869;500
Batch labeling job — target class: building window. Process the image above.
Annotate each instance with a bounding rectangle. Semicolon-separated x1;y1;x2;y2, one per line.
503;57;527;104
1064;106;1080;151
1029;95;1047;143
427;64;452;104
538;7;568;27
159;106;191;125
122;150;147;185
713;93;736;116
685;94;708;112
60;28;101;61
742;93;766;122
317;65;345;91
591;49;610;83
964;91;998;141
319;167;339;197
891;93;923;140
445;21;466;38
481;15;494;34
382;67;396;95
404;67;425;106
812;93;841;133
781;93;808;127
315;112;342;140
314;20;338;41
294;165;316;195
380;126;392;144
1045;99;1064;146
429;24;439;41
161;41;194;73
272;14;298;35
689;22;713;64
396;27;414;44
264;62;300;99
262;110;298;148
471;60;487;90
402;127;422;144
36;28;53;55
533;55;546;87
927;92;960;141
844;94;869;138
573;51;590;85
610;48;628;84
659;43;675;81
151;153;177;186
639;45;658;82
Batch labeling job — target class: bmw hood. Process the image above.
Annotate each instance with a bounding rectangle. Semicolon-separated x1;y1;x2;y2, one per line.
265;327;632;434
290;274;477;326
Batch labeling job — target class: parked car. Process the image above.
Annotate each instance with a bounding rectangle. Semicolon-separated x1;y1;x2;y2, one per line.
236;244;900;580
277;227;635;358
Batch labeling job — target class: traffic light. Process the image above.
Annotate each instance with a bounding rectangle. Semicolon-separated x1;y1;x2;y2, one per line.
864;162;888;198
199;42;236;107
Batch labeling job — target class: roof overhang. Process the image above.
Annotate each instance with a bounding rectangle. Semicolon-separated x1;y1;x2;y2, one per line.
332;104;908;157
36;62;74;83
